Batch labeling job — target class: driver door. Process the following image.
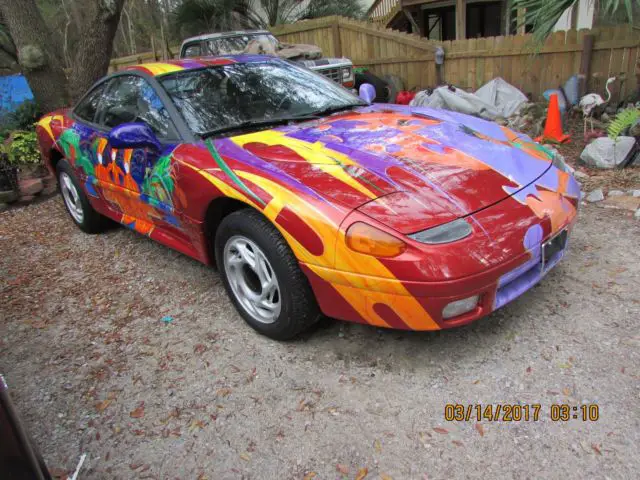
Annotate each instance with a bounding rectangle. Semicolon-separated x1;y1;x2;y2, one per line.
92;74;180;234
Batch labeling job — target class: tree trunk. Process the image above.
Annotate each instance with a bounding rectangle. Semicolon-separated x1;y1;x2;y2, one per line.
68;0;125;102
0;0;70;112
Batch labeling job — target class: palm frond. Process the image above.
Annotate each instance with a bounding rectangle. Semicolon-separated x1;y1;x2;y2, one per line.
172;0;261;36
300;0;365;21
512;0;635;44
608;107;640;140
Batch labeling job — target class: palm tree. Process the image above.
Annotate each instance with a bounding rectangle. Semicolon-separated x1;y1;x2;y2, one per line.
512;0;636;43
173;0;364;37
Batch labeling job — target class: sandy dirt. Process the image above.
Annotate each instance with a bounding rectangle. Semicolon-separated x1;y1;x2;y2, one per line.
1;197;639;480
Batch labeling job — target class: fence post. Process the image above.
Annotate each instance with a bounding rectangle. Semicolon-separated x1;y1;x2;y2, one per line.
332;22;342;57
578;34;594;97
456;0;466;40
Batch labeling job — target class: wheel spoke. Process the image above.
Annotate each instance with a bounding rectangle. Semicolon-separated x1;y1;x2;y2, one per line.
62;175;71;191
227;255;244;267
236;242;255;268
258;297;278;312
254;253;271;286
60;173;84;223
223;235;281;324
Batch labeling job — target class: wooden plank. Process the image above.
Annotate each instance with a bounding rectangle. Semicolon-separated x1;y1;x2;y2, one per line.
493;35;505;79
446;39;458;87
591;27;614;96
502;35;513;90
565;28;578;90
475;37;486;88
338;19;435;51
332;23;342;57
467;38;477;90
551;31;567;89
350;56;433;66
609;25;628;101
456;0;466;40
484;37;495;84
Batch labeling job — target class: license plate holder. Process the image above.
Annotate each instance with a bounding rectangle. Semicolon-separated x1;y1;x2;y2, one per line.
542;229;568;271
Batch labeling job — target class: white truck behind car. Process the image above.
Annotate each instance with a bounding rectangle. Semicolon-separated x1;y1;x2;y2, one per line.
179;30;354;89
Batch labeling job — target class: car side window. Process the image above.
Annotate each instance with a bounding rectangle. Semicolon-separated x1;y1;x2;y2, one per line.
96;75;177;140
74;82;108;123
182;43;201;57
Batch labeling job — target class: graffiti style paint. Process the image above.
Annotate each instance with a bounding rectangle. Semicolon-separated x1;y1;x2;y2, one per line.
36;57;579;331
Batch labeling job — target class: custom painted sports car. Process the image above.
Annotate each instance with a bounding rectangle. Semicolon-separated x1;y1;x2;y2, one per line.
36;55;579;340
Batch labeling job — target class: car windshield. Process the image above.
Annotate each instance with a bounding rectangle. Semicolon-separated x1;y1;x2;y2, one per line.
205;34;278;55
159;61;365;137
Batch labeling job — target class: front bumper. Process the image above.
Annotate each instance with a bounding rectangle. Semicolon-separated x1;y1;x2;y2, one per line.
301;215;577;331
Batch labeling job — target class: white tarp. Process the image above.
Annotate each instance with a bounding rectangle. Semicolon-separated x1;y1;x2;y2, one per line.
410;77;528;120
475;77;528;118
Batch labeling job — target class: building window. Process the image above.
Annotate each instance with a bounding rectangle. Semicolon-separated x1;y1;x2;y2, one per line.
424;6;456;41
466;1;503;38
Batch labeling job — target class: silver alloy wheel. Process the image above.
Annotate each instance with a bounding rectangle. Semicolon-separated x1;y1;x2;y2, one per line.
223;235;281;324
60;172;84;223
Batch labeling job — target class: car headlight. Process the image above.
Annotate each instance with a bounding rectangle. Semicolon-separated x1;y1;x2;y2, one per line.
345;222;406;257
409;218;472;244
342;67;352;80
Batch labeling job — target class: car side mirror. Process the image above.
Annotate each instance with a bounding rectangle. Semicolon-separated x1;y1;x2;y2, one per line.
359;83;376;104
108;122;161;151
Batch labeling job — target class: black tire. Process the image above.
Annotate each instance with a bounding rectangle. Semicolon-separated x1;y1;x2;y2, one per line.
214;209;321;340
382;74;405;104
56;159;109;234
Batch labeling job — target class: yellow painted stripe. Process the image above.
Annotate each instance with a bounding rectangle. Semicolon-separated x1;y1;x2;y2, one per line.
231;130;377;200
140;63;185;76
36;115;64;142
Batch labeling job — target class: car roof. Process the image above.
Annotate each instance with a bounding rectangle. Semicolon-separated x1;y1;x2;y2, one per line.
181;30;272;45
123;55;276;77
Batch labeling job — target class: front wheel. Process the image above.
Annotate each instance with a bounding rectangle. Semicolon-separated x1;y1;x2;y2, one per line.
215;209;321;340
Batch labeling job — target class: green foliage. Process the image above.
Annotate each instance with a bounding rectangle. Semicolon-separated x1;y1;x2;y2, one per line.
7;101;41;130
301;0;364;21
608;107;640;140
4;130;40;165
512;0;635;44
0;101;41;143
172;0;365;35
173;0;260;35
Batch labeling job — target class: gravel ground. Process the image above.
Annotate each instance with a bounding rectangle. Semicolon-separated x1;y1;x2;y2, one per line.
1;197;639;480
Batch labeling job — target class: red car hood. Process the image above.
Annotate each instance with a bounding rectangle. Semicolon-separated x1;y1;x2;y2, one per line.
229;105;555;234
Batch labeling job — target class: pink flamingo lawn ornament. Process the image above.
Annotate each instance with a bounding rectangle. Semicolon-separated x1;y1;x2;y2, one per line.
579;77;616;139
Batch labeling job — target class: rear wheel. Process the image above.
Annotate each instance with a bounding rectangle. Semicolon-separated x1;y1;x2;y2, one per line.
215;209;321;340
57;159;109;233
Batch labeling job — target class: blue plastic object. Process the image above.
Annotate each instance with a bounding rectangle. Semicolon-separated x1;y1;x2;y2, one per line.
0;74;34;115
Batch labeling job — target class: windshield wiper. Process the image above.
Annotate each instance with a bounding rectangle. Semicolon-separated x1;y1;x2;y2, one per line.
201;115;321;139
313;103;364;117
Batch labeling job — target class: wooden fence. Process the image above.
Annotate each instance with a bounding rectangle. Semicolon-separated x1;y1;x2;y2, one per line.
110;16;639;101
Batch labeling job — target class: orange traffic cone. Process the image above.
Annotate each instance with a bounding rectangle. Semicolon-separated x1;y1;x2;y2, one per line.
535;93;570;144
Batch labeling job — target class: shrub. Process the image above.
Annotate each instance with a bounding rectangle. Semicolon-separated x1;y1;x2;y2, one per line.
4;130;41;165
7;100;41;130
